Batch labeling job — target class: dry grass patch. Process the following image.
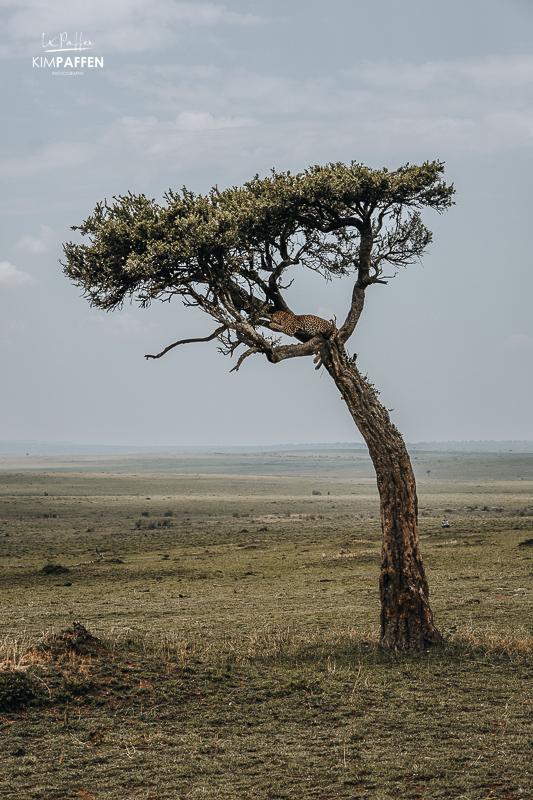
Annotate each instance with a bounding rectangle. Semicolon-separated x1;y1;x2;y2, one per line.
0;623;532;799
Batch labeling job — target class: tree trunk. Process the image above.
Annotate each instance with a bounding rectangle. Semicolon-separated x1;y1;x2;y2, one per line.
320;337;443;650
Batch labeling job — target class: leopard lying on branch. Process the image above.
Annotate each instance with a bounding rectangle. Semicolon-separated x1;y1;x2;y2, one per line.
267;310;337;370
268;310;336;338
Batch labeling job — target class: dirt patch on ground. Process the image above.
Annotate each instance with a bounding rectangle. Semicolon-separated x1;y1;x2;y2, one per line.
29;622;109;662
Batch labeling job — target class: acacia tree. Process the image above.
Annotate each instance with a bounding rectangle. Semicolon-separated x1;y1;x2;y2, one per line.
63;160;454;650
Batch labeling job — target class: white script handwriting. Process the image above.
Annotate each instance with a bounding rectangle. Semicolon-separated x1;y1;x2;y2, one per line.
42;32;93;53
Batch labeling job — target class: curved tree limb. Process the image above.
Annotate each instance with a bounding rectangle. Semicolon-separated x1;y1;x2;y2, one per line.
339;283;366;344
229;346;262;372
145;325;227;360
229;330;327;372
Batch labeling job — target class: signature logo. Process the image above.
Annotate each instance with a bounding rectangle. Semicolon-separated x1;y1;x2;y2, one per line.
34;32;103;73
42;32;93;53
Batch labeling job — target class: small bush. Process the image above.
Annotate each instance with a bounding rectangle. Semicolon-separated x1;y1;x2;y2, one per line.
0;670;37;711
54;677;94;703
41;564;69;575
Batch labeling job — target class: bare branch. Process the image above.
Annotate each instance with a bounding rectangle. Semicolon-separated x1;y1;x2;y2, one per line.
145;325;226;360
229;347;262;372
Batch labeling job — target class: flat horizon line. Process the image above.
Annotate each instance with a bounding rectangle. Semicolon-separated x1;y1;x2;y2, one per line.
1;438;533;457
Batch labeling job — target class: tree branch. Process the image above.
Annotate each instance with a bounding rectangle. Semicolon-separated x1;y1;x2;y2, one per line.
229;325;324;370
338;283;366;345
145;325;227;360
269;337;323;363
229;346;262;372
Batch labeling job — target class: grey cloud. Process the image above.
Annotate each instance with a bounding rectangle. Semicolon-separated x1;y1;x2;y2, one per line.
344;54;533;90
0;261;36;287
0;319;28;340
104;54;533;156
500;333;533;352
0;141;94;178
2;53;530;193
16;225;53;253
81;312;158;340
1;0;266;57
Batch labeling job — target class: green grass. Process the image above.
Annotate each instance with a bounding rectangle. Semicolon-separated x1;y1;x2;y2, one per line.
0;626;532;800
0;452;532;798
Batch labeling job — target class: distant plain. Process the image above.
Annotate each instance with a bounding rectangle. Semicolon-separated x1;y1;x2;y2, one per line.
0;450;532;799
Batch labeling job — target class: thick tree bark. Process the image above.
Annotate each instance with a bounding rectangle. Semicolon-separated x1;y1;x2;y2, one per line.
319;335;443;650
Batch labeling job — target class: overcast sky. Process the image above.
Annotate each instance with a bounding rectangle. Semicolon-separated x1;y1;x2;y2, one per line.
1;0;532;447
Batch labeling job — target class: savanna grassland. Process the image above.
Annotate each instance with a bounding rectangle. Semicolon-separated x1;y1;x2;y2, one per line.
0;450;532;800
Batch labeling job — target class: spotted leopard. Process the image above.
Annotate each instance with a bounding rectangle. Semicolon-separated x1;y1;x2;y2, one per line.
269;310;336;338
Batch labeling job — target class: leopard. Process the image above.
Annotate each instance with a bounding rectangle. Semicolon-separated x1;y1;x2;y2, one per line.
269;310;337;338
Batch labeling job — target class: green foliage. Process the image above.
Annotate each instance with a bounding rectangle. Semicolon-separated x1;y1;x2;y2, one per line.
62;161;454;334
0;670;37;710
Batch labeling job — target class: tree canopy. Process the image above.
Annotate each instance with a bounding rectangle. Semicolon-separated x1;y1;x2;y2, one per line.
63;160;454;366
